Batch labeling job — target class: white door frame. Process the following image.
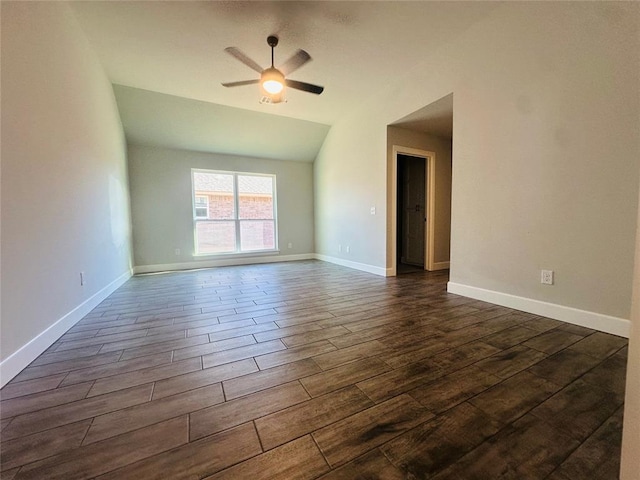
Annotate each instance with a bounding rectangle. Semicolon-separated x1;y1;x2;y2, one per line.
390;145;436;275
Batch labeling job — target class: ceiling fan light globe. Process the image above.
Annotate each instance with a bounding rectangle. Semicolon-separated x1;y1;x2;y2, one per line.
263;80;284;94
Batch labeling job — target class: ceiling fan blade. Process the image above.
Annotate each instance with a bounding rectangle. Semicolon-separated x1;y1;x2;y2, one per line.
278;49;311;76
221;79;260;88
224;47;264;74
285;79;324;95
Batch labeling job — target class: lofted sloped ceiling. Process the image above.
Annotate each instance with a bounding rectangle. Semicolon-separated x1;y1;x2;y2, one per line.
392;93;454;139
70;1;498;160
113;85;330;162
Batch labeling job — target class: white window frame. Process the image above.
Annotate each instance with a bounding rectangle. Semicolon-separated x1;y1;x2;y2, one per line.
192;169;278;256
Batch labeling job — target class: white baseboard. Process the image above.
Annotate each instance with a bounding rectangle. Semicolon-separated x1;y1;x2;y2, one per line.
133;253;315;275
0;270;132;387
447;281;630;338
314;254;387;276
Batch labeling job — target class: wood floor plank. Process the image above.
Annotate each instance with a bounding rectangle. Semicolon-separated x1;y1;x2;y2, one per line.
430;414;580;480
551;406;623;479
97;330;187;353
327;327;389;349
0;420;91;471
2;383;152;440
580;351;627;397
300;357;391;398
522;316;564;332
255;385;374;450
408;365;501;414
255;341;337;370
186;318;256;337
356;360;444;403
87;357;201;397
427;340;502;373
223;358;321;400
481;325;540;349
312;394;432;468
273;311;338;328
202;339;286;368
11;351;122;383
95;422;261;480
28;345;103;367
14;416;188;480
60;351;173;386
527;349;603;387
523;329;585;355
85;383;224;444
378;336;449;369
469;370;561;424
567;332;627;360
254;312;334;330
281;326;350;348
53;329;149;352
206;322;279;342
380;402;504;478
252;323;324;342
119;334;209;361
530;378;623;441
0;374;67;401
0;382;93;420
96;317;174;336
152;358;258;399
1;418;12;432
190;381;310;441
316;449;405;480
475;344;548;379
205;435;329;480
312;340;389;370
172;334;256;361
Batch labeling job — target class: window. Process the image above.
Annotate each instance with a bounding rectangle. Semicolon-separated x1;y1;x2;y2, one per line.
194;196;209;218
192;169;277;255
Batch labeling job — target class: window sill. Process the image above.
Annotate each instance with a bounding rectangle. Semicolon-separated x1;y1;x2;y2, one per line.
193;250;281;259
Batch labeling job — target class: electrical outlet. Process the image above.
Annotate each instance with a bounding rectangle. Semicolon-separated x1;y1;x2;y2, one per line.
541;269;554;285
346;245;351;253
175;248;181;255
370;206;376;215
287;243;292;249
338;244;342;253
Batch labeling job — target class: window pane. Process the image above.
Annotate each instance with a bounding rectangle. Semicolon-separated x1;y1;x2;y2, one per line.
193;172;235;219
238;175;273;220
196;221;235;254
240;220;275;251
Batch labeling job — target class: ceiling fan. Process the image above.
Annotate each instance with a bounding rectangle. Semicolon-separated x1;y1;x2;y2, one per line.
222;35;324;104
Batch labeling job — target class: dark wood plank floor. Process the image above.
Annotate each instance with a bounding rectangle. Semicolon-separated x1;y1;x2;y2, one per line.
0;260;628;479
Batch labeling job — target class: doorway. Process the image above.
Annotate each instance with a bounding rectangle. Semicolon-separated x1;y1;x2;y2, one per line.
397;154;426;273
391;145;437;276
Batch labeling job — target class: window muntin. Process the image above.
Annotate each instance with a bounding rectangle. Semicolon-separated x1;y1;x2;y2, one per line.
192;170;277;255
194;195;209;219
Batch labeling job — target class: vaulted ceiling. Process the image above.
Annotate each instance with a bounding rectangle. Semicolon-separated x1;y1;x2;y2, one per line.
71;1;494;160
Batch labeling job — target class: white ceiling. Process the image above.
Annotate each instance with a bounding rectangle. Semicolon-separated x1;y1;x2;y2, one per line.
113;84;330;162
70;1;494;159
392;93;454;139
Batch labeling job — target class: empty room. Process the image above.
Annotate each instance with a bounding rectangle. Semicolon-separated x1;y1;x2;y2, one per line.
1;1;639;479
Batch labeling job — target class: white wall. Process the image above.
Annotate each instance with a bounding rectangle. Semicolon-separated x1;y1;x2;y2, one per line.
128;145;314;271
620;182;640;478
1;2;132;385
387;126;452;267
314;2;639;328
